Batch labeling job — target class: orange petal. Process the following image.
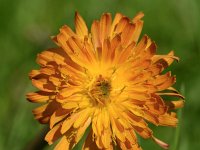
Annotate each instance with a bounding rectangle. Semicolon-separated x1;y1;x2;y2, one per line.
101;39;111;64
124;129;137;145
114;17;129;35
61;110;82;134
133;12;144;23
50;110;69;129
100;13;112;43
152;54;179;63
157;76;176;91
29;70;40;78
148;63;163;76
117;137;142;150
110;13;123;36
95;136;104;149
148;72;172;85
54;135;70;150
36;49;66;66
142;110;159;125
40;67;56;75
132;12;144;43
117;41;136;64
82;131;99;150
62;102;79;109
26;91;53;103
158;113;178;127
49;76;61;87
101;129;112;149
75;12;88;37
73;108;92;128
157;92;185;99
32;79;55;92
152;136;169;149
58;64;85;79
59;25;76;40
58;86;80;100
91;20;101;49
122;111;147;129
32;103;48;115
166;100;185;110
75;117;91;143
132;125;152;139
144;95;167;115
164;51;177;65
120;23;136;47
109;114;126;142
45;123;62;144
33;101;61;124
133;35;148;55
110;35;121;62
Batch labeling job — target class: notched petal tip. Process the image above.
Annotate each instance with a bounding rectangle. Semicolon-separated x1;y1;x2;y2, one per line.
26;92;49;103
168;50;180;62
133;11;144;23
50;36;60;46
148;41;157;54
75;11;88;37
29;70;40;79
166;100;185;110
101;12;112;16
45;124;62;145
143;34;149;41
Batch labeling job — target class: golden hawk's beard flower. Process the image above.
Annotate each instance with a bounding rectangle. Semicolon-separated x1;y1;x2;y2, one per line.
27;12;184;150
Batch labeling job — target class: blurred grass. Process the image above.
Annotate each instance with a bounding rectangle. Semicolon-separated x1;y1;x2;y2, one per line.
0;0;200;149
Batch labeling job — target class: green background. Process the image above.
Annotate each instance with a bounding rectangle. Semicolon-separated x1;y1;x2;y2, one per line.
0;0;199;149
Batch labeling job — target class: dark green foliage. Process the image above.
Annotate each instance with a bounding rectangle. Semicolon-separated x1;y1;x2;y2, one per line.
0;0;200;149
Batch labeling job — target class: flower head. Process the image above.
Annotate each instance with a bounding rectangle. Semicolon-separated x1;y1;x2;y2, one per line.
27;12;184;150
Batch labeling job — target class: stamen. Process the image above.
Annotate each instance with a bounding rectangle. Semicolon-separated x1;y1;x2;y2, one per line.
88;75;111;105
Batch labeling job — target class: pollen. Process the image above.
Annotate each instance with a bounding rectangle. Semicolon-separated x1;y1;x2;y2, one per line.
89;75;111;105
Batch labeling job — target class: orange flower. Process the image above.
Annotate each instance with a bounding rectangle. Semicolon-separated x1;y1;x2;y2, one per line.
27;12;184;150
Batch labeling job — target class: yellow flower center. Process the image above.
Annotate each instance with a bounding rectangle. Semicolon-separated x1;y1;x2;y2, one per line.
89;75;111;105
